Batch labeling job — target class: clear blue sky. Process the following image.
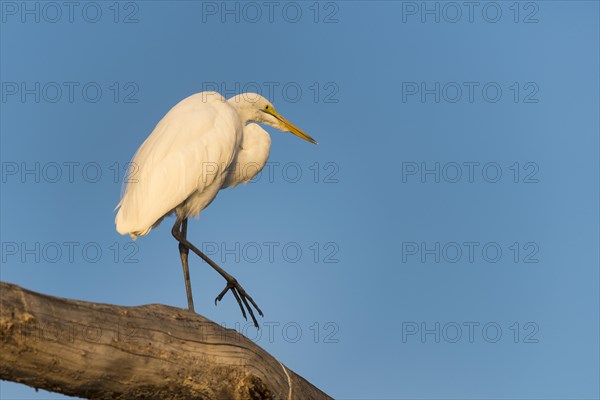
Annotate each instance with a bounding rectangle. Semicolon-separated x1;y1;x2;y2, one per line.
1;1;598;399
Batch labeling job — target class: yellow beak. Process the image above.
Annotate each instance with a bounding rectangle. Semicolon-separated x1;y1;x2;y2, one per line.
267;110;318;144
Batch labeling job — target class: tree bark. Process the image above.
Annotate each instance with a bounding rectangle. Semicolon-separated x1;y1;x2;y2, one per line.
0;282;332;400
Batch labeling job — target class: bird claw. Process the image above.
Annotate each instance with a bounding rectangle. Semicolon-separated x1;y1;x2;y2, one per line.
215;278;264;328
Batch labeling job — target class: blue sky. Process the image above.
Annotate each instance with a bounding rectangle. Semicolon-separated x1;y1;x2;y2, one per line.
1;1;598;399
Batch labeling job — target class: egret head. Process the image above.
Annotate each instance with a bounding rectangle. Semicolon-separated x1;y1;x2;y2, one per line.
228;93;317;144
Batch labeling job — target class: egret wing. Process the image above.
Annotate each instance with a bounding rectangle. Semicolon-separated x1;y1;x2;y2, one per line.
115;92;241;237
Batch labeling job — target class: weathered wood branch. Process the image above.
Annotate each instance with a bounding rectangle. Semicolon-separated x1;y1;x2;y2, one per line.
0;282;332;400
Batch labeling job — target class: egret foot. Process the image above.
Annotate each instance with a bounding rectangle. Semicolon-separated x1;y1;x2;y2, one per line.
215;276;264;328
171;217;264;327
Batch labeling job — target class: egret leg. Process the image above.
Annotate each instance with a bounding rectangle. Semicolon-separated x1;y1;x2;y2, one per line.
171;218;263;327
177;218;195;312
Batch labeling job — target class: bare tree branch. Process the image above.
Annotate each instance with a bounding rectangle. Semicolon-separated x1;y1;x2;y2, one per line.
0;282;332;400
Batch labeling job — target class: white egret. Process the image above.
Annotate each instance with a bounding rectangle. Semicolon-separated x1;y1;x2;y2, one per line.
115;91;316;326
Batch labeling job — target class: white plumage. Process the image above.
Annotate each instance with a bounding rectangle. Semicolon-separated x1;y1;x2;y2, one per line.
115;91;314;239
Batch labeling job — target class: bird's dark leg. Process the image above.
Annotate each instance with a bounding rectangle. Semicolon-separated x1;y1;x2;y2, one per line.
175;218;195;312
171;218;263;327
